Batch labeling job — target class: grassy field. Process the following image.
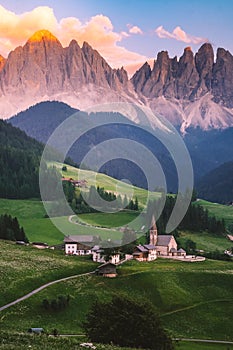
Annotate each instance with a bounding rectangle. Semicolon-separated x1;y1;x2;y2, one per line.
0;333;232;350
0;162;232;247
196;199;233;228
0;240;96;307
58;162;160;206
0;196;231;250
0;241;232;342
78;211;139;228
178;231;232;252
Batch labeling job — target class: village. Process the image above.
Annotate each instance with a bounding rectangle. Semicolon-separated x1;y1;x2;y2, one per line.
64;216;205;277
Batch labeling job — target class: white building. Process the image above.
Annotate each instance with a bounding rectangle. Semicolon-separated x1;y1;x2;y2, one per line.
64;235;97;255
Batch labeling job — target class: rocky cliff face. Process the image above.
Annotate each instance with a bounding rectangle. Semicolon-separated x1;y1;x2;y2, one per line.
0;30;233;131
0;55;5;72
0;30;131;118
131;43;233;130
212;48;233;107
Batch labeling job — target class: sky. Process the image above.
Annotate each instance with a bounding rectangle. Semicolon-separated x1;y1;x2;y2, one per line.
0;0;232;75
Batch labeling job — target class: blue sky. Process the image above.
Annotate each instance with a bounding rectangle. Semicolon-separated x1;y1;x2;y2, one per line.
0;0;232;74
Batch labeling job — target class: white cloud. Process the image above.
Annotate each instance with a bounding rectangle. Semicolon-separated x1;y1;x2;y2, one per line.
155;25;207;45
129;26;143;35
0;5;148;73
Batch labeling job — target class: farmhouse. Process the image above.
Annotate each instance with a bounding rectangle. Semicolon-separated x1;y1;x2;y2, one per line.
62;177;87;188
133;244;157;262
92;245;120;264
64;235;99;255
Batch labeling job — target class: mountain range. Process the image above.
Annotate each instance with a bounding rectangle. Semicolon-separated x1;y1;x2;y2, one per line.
0;29;233;132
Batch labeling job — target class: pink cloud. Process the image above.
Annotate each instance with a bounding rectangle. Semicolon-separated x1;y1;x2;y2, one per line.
155;25;207;45
0;5;148;72
129;26;143;35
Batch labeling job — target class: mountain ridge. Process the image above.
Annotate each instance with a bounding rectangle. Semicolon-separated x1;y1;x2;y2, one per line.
0;29;233;131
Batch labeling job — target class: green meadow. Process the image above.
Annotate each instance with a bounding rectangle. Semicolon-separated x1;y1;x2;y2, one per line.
0;332;232;350
0;241;232;343
0;163;232;250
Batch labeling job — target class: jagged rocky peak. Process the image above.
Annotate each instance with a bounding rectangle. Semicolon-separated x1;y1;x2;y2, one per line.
131;62;152;92
212;47;233;107
0;55;6;72
116;66;128;85
26;29;61;45
140;51;172;97
152;50;170;75
195;43;214;75
175;46;199;100
192;42;214;97
68;39;81;50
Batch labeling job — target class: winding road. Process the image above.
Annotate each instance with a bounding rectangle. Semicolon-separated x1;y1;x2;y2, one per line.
0;271;95;312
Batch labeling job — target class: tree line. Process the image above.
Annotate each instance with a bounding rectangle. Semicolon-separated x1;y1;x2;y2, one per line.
0;214;28;242
63;183;139;214
147;194;225;235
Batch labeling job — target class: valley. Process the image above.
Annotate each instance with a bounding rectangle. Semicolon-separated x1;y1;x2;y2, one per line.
0;5;232;349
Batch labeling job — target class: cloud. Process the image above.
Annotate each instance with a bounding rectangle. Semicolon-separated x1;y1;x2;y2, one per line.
0;5;57;51
155;25;207;45
0;5;148;73
128;26;143;35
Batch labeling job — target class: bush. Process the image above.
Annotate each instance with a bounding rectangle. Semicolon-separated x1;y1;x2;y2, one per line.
83;295;174;350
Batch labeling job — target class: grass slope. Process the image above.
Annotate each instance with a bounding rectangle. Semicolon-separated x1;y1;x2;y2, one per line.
0;162;232;247
196;199;233;228
0;332;232;350
0;240;96;307
0;241;232;342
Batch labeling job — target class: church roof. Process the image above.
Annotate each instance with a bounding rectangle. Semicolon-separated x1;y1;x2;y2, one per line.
156;235;174;247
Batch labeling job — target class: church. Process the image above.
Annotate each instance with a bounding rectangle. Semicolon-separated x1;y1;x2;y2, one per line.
133;216;186;261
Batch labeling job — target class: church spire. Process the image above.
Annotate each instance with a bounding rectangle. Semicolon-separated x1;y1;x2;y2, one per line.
150;215;158;245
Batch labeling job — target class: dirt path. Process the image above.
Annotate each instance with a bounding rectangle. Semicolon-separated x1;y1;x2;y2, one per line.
161;298;232;317
0;271;95;312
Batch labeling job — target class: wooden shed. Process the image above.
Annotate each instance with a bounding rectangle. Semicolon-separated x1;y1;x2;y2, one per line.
96;262;117;278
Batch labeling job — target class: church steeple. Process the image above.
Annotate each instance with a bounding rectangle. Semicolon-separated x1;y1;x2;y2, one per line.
150;215;158;245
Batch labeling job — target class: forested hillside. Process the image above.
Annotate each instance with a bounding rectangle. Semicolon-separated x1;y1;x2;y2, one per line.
197;161;233;204
0;120;43;199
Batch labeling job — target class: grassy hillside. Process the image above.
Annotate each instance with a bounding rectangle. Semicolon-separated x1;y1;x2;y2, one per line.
0;240;232;343
0;332;232;350
195;199;233;228
196;161;233;204
0;240;96;307
58;161;160;206
0;162;232;247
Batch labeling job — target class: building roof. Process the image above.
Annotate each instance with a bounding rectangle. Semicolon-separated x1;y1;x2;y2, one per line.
144;244;156;250
64;235;96;244
156;235;174;247
177;248;186;253
136;245;148;253
92;245;100;251
97;262;117;269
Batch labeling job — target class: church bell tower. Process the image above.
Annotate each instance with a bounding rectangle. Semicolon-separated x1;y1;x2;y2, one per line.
150;215;158;246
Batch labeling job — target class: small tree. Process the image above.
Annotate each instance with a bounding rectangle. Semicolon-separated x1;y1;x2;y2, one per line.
83;295;174;350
